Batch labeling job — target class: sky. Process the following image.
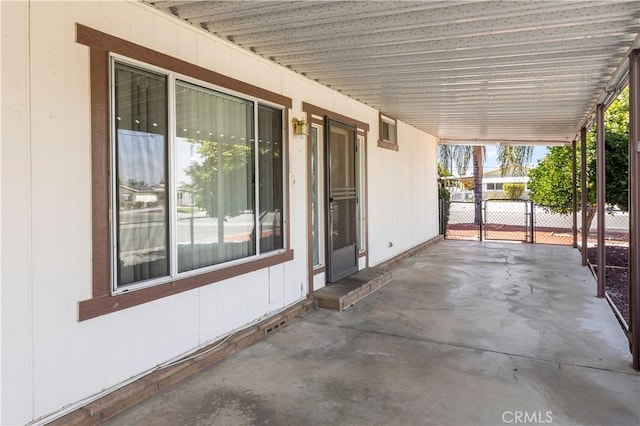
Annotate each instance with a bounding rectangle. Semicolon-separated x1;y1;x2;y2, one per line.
441;145;551;176
482;145;549;171
118;130;205;186
119;129;551;183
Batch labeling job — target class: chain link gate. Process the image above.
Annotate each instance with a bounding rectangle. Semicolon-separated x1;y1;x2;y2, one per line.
442;200;576;245
483;199;531;242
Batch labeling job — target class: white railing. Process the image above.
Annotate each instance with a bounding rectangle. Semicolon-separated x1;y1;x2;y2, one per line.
448;188;473;202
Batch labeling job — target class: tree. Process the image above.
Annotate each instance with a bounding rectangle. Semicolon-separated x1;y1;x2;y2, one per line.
126;178;148;188
437;163;450;177
602;88;629;211
438;145;483;223
498;145;534;177
185;139;253;219
528;87;629;231
438;144;533;224
528;146;577;213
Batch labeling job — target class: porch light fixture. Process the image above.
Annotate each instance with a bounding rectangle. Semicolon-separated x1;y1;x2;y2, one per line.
292;117;309;136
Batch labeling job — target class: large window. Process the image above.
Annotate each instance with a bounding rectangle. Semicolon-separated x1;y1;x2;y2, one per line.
112;58;285;291
77;24;292;320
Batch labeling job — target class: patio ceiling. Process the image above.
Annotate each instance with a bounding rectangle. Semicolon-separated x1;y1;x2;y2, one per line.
145;0;640;145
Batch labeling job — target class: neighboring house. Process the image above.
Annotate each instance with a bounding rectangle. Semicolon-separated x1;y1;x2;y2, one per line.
119;183;165;208
482;167;531;200
448;167;531;200
439;176;473;201
1;1;439;424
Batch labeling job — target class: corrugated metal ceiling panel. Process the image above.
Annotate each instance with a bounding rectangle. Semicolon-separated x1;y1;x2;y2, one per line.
145;0;640;144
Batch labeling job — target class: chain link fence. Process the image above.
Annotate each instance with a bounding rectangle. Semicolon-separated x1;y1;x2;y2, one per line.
444;200;481;241
441;200;629;246
530;204;574;245
440;199;631;333
584;206;629;243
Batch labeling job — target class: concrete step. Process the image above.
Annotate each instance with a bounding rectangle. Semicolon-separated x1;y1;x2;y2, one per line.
312;267;392;311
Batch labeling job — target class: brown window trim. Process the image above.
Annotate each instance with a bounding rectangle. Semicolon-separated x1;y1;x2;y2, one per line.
302;102;370;132
76;25;292;109
378;112;399;151
79;251;294;321
377;140;399;151
312;266;326;276
76;24;293;321
302;102;369;293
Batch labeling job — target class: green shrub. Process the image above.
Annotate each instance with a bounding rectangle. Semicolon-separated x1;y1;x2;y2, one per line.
438;185;451;234
503;183;525;199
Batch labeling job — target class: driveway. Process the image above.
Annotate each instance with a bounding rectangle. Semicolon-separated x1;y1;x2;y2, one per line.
105;240;640;425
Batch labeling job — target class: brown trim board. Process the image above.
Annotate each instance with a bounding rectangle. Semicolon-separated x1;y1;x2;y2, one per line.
378;112;399;151
312;266;327;275
77;24;292;109
377;139;399;151
376;235;443;270
302;102;369;291
90;48;111;298
302;102;369;132
77;23;294;321
79;251;294;321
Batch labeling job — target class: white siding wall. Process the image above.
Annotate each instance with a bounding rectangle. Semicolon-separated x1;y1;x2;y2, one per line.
0;1;439;423
367;121;439;266
2;2;34;423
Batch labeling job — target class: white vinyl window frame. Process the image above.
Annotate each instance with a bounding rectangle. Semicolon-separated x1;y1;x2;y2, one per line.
311;123;325;269
109;54;287;294
357;133;367;254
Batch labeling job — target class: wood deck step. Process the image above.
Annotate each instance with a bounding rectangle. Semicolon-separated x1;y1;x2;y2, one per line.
312;267;392;311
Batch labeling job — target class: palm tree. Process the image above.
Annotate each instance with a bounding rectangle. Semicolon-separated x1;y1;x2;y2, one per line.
438;144;533;224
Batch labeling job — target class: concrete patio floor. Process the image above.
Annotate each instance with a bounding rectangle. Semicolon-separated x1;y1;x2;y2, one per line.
105;240;640;426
